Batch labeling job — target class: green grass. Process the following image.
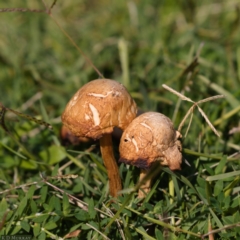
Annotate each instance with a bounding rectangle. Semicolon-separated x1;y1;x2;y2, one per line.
0;0;240;239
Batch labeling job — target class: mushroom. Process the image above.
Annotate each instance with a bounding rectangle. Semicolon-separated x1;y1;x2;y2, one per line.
62;79;137;197
119;112;182;198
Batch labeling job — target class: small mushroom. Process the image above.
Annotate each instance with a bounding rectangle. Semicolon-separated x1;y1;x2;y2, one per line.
119;112;182;198
62;79;137;197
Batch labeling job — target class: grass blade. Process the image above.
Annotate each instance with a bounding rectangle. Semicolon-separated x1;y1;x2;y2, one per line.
206;170;240;181
199;75;240;108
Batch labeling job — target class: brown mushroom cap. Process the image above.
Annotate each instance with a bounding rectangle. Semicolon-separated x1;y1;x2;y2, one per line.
60;125;90;146
61;79;137;140
119;112;182;170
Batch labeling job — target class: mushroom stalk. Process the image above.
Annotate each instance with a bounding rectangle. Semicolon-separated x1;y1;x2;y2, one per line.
100;134;122;197
138;169;152;198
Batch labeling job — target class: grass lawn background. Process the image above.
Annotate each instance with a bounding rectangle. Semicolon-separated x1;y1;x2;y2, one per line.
0;0;240;239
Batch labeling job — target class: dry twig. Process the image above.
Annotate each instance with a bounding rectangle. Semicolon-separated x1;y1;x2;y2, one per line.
162;84;224;137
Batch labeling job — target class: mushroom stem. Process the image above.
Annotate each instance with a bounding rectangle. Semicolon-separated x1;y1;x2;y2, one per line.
138;169;152;198
100;134;122;197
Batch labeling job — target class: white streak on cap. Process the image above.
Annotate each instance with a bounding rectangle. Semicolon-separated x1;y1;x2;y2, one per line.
68;94;79;108
140;122;152;131
132;138;139;152
88;91;113;98
89;103;100;126
85;113;90;120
